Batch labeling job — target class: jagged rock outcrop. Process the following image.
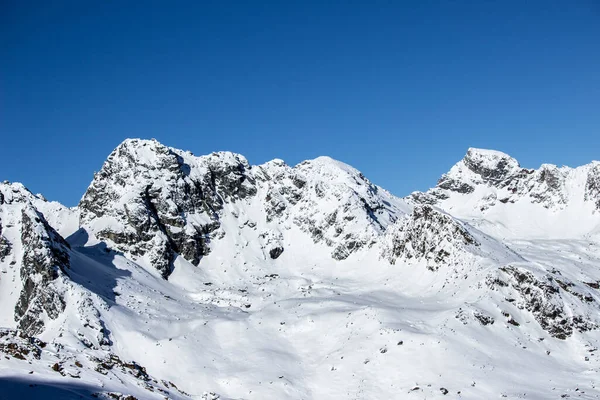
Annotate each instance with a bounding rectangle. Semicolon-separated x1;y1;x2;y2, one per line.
0;182;71;335
0;181;77;238
3;142;600;399
254;156;409;260
585;162;600;210
0;223;11;262
79;139;255;278
411;148;600;225
0;328;45;361
461;147;521;184
15;207;71;335
487;266;598;339
0;327;193;398
381;205;478;269
434;148;523;197
80;140;410;273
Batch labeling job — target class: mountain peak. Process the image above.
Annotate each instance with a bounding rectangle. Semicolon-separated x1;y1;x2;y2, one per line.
112;137;166;154
304;155;355;168
408;147;600;238
296;156;365;185
107;138;174;169
462;147;521;181
465;147;514;159
0;181;32;204
3;141;600;398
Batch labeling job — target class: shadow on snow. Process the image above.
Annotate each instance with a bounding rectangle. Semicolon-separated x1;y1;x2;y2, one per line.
0;376;108;400
65;228;131;305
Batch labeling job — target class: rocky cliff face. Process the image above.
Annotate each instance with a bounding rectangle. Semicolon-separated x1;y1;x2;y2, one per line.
79;140;410;277
585;162;600;210
0;182;71;335
486;265;598;339
409;149;600;241
424;148;593;208
381;205;478;269
434;148;523;197
2;142;600;399
254;156;409;260
0;223;11;263
15;207;70;335
79;139;256;278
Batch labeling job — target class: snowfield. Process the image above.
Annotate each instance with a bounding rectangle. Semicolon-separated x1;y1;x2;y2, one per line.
1;140;599;399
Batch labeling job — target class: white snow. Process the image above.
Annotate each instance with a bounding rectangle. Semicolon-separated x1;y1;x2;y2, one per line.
1;142;600;399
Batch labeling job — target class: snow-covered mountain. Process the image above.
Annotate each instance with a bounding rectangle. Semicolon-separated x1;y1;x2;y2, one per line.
1;140;600;399
410;147;600;239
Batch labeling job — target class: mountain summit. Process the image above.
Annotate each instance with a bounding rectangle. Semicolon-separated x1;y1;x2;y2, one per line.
1;139;599;399
412;148;600;238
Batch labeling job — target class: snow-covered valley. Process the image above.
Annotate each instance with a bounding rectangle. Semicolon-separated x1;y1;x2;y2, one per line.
1;139;599;399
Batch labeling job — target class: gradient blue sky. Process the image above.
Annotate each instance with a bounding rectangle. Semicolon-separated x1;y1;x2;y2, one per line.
2;1;599;206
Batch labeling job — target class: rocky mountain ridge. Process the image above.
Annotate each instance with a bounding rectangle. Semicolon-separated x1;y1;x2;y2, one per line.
1;140;600;399
415;147;600;212
410;147;600;240
79;139;410;279
0;182;72;335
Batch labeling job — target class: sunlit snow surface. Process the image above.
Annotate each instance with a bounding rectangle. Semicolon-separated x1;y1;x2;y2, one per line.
1;142;600;399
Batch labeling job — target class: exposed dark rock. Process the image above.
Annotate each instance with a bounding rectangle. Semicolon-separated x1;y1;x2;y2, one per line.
462;148;520;183
256;157;402;261
269;246;284;259
265;189;288;223
585;163;600;210
584;281;600;290
79;139;255;278
89;352;191;397
437;176;474;194
0;329;45;361
409;191;439;205
94;353;149;381
537;166;562;190
528;165;568;207
0;222;11;262
383;205;478;269
474;312;495;326
410;148;590;210
14;208;70;335
79;141;409;270
487;266;598;339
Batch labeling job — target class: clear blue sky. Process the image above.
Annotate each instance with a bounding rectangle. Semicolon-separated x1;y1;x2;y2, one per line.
2;1;599;206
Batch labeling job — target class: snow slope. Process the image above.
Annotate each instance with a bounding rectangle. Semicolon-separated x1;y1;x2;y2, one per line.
1;141;600;399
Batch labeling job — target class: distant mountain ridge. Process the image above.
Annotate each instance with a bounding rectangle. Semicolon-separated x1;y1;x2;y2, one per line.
410;147;600;239
1;139;599;399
